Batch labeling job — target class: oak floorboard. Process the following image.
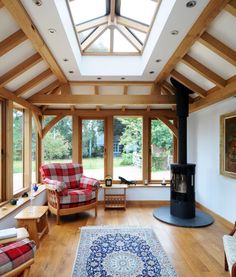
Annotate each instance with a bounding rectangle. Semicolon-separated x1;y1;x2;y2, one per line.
29;205;231;277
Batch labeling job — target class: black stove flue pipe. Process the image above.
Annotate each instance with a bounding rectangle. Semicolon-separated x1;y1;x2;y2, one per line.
170;78;192;164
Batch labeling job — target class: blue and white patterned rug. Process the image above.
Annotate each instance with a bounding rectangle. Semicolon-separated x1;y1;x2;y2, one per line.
72;226;177;277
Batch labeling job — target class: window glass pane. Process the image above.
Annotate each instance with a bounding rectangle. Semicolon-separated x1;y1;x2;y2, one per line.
13;109;24;193
86;29;110;52
127;28;146;44
113;29;138;52
43;117;72;164
113;117;142;180
120;0;157;25
82;120;104;180
151;119;173;181
79;28;96;43
69;0;107;25
32;118;37;184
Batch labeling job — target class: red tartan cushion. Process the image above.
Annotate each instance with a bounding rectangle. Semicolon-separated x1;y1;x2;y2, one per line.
59;189;96;204
40;163;83;189
79;175;100;190
0;239;36;275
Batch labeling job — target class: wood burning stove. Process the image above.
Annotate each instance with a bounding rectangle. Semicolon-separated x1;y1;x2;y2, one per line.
170;78;196;219
170;163;195;218
153;78;214;227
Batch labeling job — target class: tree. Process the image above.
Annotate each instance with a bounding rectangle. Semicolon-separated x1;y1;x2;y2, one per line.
44;131;70;161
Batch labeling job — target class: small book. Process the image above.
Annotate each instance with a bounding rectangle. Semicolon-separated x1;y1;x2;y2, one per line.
0;227;17;240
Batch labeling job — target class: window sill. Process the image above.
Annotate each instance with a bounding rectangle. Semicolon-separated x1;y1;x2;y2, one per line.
100;183;170;188
0;185;46;220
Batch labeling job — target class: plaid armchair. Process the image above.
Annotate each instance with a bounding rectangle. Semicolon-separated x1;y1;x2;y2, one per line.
0;239;36;276
40;163;100;224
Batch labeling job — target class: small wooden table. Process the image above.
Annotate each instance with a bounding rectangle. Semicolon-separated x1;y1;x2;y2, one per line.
0;228;29;244
100;184;128;210
15;206;49;248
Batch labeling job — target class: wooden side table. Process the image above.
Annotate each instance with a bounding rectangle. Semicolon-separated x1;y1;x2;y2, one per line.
100;184;128;210
15;206;49;248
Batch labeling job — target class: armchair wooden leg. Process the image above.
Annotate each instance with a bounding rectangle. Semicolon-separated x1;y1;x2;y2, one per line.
95;206;97;217
56;214;60;225
23;267;30;277
225;253;228;271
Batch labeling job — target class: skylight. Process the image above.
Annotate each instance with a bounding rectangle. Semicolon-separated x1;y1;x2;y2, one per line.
68;0;160;55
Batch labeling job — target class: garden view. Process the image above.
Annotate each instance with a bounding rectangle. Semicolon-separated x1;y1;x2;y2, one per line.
13;112;173;192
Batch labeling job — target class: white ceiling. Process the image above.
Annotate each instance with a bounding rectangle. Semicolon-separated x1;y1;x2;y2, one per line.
20;0;210;81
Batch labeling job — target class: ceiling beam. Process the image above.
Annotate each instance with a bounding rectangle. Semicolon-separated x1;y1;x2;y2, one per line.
29;94;176;105
155;0;231;83
170;70;207;98
190;76;236;112
225;0;236;16
110;0;116;22
81;25;108;51
42;114;65;138
27;80;60;100
116;16;149;33
199;32;236;66
182;54;226;88
162;81;176;95
43;109;176;118
2;0;67;83
0;87;42;115
157;116;178;138
116;25;142;51
70;81;153;86
14;68;53;97
76;16;109;32
0;53;42;87
0;30;27;56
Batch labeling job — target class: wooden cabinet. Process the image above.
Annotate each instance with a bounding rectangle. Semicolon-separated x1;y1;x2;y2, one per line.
100;184;127;210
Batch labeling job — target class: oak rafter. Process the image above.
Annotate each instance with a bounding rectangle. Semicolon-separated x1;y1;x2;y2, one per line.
0;30;27;56
199;32;236;66
182;54;226;88
0;53;42;87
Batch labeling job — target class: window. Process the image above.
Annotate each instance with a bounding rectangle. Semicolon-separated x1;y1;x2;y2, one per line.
32;117;37;183
69;0;107;25
113;117;143;181
43;116;72;164
13;108;24;193
151;119;173;181
82;119;105;180
68;0;160;55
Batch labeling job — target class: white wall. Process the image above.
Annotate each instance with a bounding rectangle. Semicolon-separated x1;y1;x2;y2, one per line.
0;190;47;229
188;97;236;223
98;187;170;201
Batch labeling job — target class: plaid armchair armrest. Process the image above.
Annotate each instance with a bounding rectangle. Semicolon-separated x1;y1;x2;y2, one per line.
79;176;100;190
44;178;68;196
0;239;36;276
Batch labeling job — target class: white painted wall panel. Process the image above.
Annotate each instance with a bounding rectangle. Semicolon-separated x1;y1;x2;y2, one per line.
188;97;236;223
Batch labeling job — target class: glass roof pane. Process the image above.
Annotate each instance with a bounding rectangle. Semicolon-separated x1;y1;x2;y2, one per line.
114;29;138;52
69;0;107;25
127;28;146;44
119;0;157;25
78;28;95;43
86;29;110;52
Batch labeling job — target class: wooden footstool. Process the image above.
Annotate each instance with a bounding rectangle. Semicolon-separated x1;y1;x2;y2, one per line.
15;206;49;248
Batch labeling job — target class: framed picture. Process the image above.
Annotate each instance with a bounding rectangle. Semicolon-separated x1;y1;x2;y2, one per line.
220;111;236;178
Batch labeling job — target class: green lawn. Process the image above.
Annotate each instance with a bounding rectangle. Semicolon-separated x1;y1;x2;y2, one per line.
13;157;124;173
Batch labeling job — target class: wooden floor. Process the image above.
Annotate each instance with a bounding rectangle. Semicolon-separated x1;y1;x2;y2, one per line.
29;204;231;277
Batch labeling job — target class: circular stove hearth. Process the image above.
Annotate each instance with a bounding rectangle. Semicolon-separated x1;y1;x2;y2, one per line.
153;206;214;228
